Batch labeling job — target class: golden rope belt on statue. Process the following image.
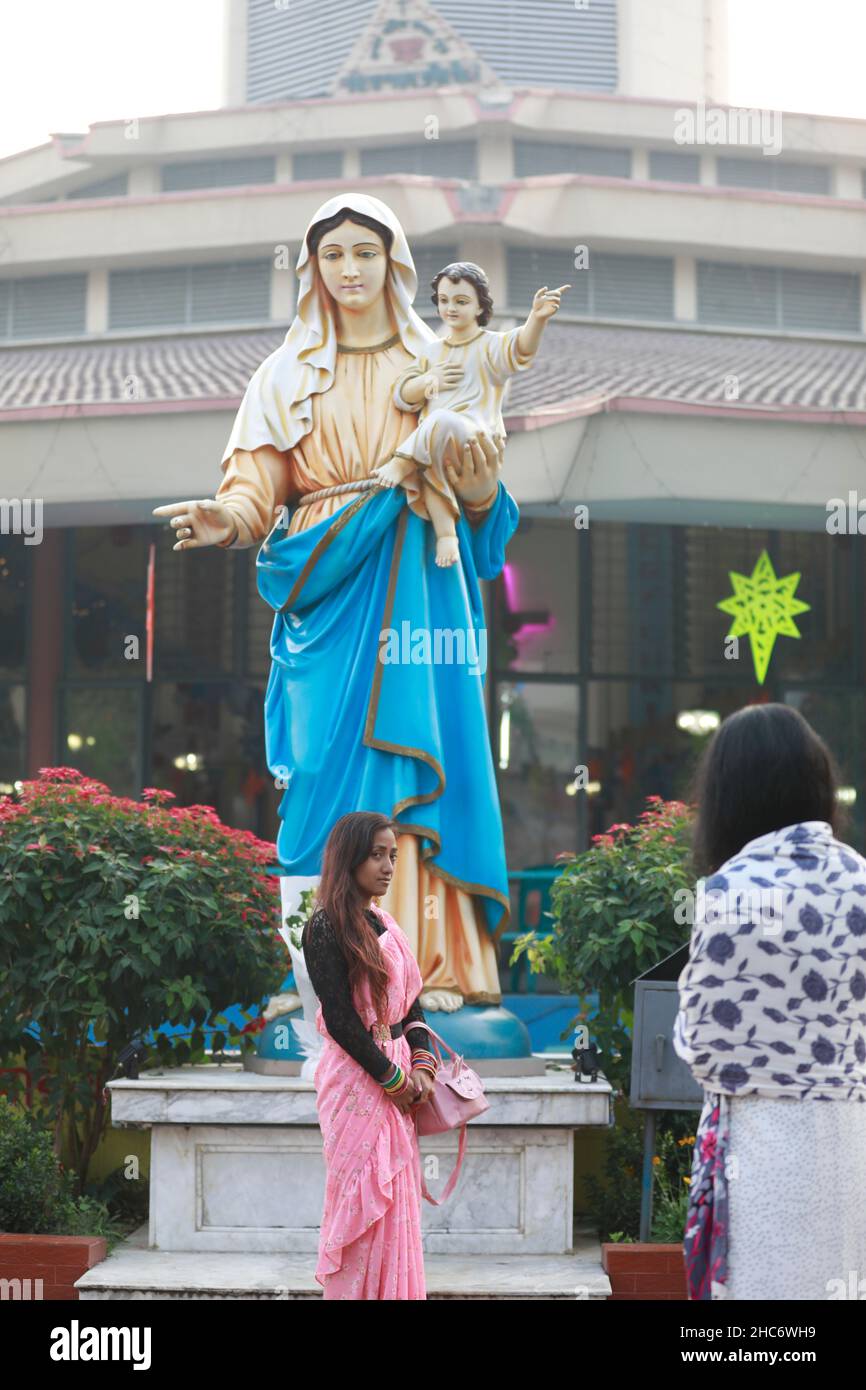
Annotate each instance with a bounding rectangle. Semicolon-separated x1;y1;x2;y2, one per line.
293;478;499;512
293;478;387;510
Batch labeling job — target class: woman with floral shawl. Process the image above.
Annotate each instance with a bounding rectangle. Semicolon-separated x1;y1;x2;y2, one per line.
674;703;866;1300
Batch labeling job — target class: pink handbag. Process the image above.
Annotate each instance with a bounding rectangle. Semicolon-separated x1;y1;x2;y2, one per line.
408;1021;489;1206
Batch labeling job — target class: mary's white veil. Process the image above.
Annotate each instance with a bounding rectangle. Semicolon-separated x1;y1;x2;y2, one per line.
221;193;437;464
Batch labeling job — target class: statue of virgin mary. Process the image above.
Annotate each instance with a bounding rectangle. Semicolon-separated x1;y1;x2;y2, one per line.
155;193;521;1016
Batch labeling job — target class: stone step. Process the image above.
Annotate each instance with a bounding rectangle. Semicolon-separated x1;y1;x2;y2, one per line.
76;1228;610;1301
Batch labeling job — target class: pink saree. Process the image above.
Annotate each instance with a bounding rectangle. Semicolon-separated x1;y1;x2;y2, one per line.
312;904;426;1300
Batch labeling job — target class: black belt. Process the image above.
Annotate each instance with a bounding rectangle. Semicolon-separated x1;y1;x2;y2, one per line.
370;1021;403;1040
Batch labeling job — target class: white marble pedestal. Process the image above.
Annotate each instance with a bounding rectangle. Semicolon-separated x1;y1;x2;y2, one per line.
80;1064;613;1299
77;1067;614;1295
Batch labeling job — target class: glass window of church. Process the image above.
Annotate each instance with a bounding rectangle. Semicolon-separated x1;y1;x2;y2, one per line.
681;525;856;683
68;528;149;677
0;536;28;677
584;679;755;833
494;519;578;674
590;523;677;677
60;685;142;797
149;682;266;832
0;685;26;790
495;679;579;868
152;527;236;679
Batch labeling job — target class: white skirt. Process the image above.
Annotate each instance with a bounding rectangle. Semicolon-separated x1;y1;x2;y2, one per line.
725;1094;866;1300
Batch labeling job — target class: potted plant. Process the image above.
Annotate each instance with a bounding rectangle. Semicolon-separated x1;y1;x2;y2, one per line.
0;1095;123;1300
0;768;287;1199
511;796;697;1295
511;796;694;1092
601;1127;693;1300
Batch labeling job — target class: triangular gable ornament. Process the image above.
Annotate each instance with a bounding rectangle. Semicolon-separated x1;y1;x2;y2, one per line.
335;0;499;95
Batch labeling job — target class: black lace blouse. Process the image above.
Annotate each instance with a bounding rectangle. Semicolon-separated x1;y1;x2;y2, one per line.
301;906;431;1081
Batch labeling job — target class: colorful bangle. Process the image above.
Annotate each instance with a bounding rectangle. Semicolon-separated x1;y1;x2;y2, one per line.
381;1063;410;1096
410;1048;438;1078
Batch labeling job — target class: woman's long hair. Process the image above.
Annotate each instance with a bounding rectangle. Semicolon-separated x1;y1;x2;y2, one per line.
690;702;841;877
314;812;398;1023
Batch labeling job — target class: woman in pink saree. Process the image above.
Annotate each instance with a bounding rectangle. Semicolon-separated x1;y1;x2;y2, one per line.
301;811;437;1299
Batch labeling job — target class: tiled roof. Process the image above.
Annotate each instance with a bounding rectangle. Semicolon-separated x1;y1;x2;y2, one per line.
504;322;866;416
0;328;280;412
2;321;866;419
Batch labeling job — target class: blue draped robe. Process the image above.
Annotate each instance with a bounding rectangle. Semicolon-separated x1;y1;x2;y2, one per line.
256;481;519;938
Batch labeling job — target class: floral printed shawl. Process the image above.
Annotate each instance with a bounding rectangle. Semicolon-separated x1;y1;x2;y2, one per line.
681;1094;730;1299
673;820;866;1297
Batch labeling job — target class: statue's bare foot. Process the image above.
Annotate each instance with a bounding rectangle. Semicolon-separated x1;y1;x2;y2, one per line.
435;536;460;567
419;987;464;1012
374;459;408;488
262;992;303;1021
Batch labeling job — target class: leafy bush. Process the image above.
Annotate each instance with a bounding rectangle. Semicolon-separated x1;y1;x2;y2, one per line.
0;1093;69;1233
649;1122;695;1243
0;1094;125;1245
583;1103;696;1242
582;1112;645;1241
82;1165;149;1233
0;768;286;1195
512;796;695;1092
283;885;317;952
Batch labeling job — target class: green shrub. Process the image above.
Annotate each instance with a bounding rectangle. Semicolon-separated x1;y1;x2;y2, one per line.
511;796;695;1092
81;1166;149;1232
0;769;286;1195
582;1113;645;1242
0;1094;125;1245
0;1094;68;1233
649;1121;696;1243
583;1104;697;1242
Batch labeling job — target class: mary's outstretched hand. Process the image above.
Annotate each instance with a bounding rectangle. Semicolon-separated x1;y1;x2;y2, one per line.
152;499;236;550
445;430;503;507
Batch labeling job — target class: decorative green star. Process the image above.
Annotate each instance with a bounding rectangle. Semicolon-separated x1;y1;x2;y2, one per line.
717;549;810;685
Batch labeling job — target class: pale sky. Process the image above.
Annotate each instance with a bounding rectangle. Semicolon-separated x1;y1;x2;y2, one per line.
725;0;866;119
0;0;227;160
0;0;864;163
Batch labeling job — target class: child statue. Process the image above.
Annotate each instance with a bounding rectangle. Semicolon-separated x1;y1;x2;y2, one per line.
373;261;569;566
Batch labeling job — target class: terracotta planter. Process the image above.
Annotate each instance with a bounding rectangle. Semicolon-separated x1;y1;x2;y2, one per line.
0;1234;107;1301
602;1242;687;1300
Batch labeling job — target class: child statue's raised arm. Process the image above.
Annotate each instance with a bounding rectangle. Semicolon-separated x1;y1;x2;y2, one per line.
516;283;571;358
